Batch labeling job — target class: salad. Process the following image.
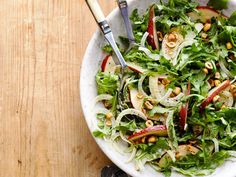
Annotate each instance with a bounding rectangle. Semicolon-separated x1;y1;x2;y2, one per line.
93;0;236;176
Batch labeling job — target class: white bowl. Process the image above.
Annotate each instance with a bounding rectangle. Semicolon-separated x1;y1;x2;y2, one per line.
80;1;236;176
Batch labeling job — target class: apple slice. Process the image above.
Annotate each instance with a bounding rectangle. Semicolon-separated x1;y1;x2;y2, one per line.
101;55;117;74
188;6;227;23
128;125;167;141
200;80;231;112
126;62;147;74
179;82;191;131
147;5;159;50
129;87;144;111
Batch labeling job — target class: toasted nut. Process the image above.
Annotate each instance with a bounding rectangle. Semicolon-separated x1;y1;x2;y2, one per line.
136;92;144;99
230;85;236;92
144;101;153;110
166;41;177;48
203;68;209;74
213;95;220;103
205;61;213;70
170;93;175;98
187;145;198;155
168;33;177;42
106;112;113;120
141;108;147;114
221;104;226;109
214;80;221;87
162;78;171;85
141;137;146;144
208;79;215;87
148;136;157;143
189;140;197;145
146;120;154;128
157;31;163;41
104;100;111;108
175;152;181;160
173;87;181;95
105;120;112;127
226;42;233;50
147;98;157;105
215;72;220;79
201;32;208;39
203;23;211;32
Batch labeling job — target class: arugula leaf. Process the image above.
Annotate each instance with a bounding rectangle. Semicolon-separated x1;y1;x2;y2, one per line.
96;71;119;95
229;11;236;26
93;130;107;138
207;0;228;10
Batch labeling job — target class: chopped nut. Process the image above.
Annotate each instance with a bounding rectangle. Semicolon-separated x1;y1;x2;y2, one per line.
162;78;171;85
104;100;111;108
106;112;113;120
173;87;181;95
205;61;213;70
147;98;157;105
213;95;220;103
229;53;235;60
187;145;198;155
105;120;112;127
201;32;208;39
230;84;236;93
214;80;221;87
144;101;153;110
203;23;211;32
221;104;226;109
203;68;208;75
208;79;215;87
215;72;220;79
166;41;177;48
136;92;144;99
226;42;233;50
168;33;177;42
170;92;175;98
145;120;154;128
148;136;157;143
157;31;163;41
175;152;181;160
141;108;147;114
189;140;197;145
141;137;146;144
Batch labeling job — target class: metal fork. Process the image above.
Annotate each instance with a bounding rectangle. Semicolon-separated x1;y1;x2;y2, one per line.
117;0;136;52
86;0;127;72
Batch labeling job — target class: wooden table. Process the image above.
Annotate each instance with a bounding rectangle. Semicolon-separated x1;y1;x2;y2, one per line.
0;1;116;177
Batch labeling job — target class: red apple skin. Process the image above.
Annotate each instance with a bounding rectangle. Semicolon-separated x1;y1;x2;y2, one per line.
147;5;159;50
197;6;228;19
180;82;191;131
101;55;112;72
126;62;146;74
200;80;231;112
128;125;168;141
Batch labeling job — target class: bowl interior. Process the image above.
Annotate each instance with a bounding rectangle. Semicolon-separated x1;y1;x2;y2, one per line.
80;1;236;177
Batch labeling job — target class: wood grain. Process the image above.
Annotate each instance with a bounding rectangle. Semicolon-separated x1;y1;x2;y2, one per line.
0;0;116;177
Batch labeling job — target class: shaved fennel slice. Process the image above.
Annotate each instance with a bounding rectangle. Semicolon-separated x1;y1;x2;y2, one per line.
219;59;233;78
138;75;148;97
173;39;196;66
140;32;149;47
115;109;147;126
195;23;204;33
94;94;113;105
126;147;137;163
139;46;160;60
149;76;165;100
212;138;219;152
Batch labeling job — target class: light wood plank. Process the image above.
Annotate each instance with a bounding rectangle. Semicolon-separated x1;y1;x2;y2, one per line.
0;0;116;177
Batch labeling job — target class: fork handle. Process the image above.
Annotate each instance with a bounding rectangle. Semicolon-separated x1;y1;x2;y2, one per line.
117;0;135;44
86;0;106;23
